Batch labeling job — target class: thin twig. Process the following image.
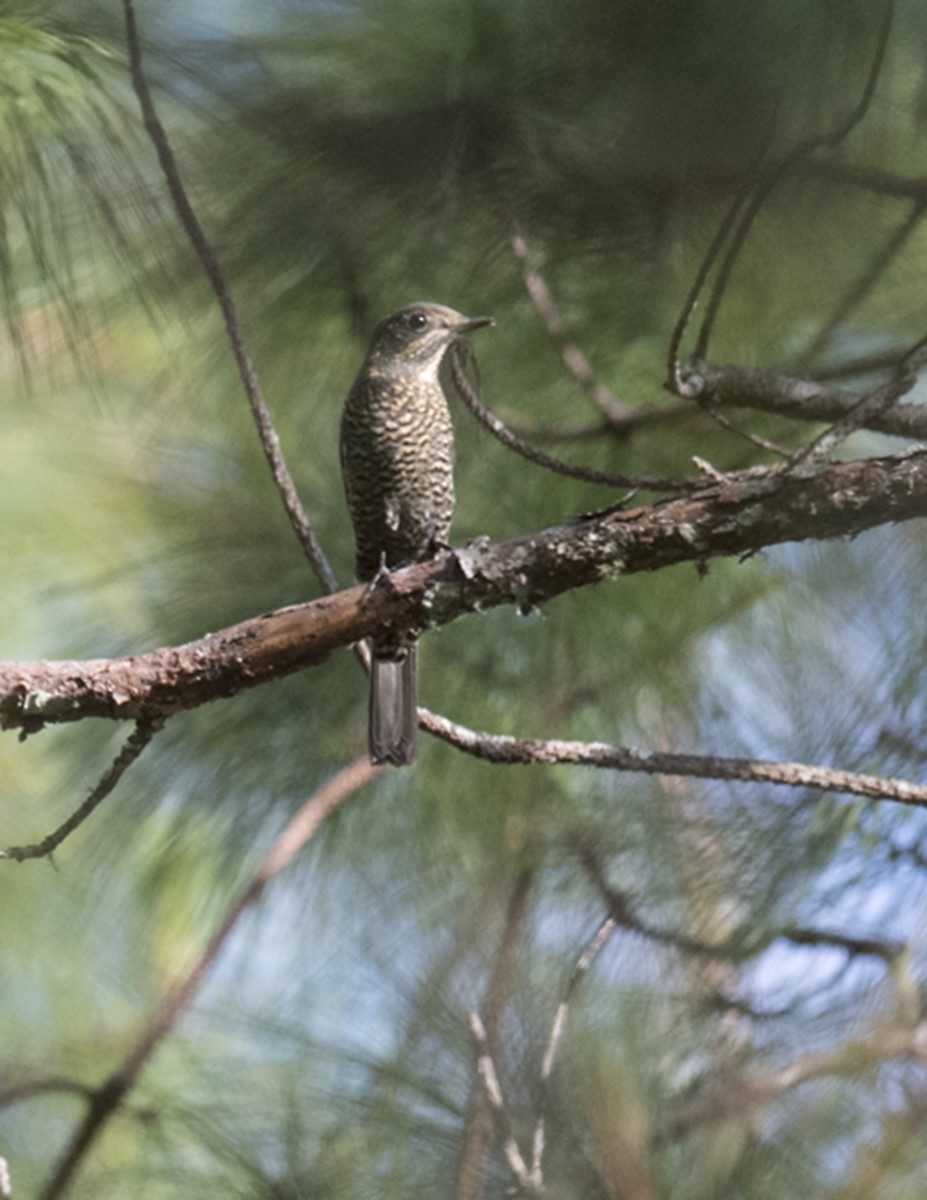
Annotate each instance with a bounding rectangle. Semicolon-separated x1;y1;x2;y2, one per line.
38;756;377;1200
691;2;894;362
448;344;691;493
799;198;927;366
454;870;535;1200
790;326;927;465
122;0;338;596
468;1012;539;1194
695;398;790;457
667;182;752;390
530;916;617;1182
510;222;630;424
418;710;927;808
1;716;163;862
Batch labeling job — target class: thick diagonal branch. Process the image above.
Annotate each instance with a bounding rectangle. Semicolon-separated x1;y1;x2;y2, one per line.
2;449;927;733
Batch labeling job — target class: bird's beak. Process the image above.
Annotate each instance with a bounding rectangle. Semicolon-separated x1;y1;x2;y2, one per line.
459;315;494;333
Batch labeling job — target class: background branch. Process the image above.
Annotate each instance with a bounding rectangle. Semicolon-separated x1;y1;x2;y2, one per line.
693;361;927;440
510;221;630;424
123;0;338;595
38;756;377;1200
1;717;163;861
676;2;893;367
661;1020;927;1144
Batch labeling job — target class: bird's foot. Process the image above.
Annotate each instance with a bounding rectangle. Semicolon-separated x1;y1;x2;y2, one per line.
365;553;400;596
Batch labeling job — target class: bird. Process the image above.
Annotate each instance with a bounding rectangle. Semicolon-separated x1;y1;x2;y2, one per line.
340;302;493;766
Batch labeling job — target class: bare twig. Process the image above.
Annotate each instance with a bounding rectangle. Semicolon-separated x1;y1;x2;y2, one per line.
38;756;377;1200
465;912;616;1196
449;344;693;493
122;0;338;596
688;2;893;364
420;710;927;808
799;198;927;366
693;398;790;457
510;222;630;424
1;716;163;862
455;870;535;1200
468;1012;540;1194
667;182;753;390
790;326;927;465
529;916;617;1182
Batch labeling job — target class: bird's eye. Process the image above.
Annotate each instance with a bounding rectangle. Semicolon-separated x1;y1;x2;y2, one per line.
407;311;428;330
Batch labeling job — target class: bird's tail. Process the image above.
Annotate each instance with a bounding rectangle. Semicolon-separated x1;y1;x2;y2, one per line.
369;642;418;766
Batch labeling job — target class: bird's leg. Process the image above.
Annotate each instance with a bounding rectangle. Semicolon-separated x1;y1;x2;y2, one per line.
425;518;453;558
364;551;401;596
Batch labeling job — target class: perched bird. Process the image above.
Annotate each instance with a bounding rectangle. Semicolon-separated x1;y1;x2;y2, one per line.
340;302;493;766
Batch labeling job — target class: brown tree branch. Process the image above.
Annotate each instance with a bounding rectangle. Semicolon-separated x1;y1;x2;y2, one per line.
791;327;927;464
4;448;927;740
38;756;377;1200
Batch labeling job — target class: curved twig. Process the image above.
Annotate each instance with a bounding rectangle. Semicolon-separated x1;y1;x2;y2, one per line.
799;197;927;366
123;0;338;596
691;2;894;363
449;344;691;493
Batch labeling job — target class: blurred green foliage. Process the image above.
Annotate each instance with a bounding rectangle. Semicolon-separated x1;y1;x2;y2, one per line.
3;1;927;1197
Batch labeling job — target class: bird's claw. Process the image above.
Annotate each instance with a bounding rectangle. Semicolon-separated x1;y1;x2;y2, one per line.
365;553;400;596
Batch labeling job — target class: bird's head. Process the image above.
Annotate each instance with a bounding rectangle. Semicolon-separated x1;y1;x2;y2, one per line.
365;302;493;374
